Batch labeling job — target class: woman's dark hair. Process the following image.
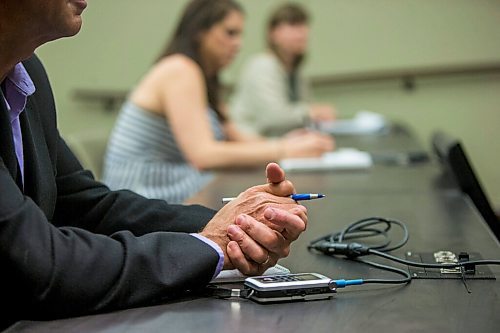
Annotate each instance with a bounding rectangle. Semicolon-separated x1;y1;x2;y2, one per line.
267;2;309;71
156;0;244;121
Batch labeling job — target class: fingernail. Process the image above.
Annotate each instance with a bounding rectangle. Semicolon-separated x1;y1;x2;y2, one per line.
228;241;238;251
264;208;275;220
227;225;240;237
235;215;246;226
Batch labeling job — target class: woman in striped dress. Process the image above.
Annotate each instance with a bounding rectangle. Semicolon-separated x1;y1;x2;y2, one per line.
103;0;334;204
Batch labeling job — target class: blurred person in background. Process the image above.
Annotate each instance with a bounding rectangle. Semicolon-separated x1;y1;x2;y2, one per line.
103;0;333;204
230;2;336;137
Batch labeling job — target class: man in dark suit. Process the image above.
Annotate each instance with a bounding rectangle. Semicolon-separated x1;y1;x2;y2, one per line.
0;0;308;328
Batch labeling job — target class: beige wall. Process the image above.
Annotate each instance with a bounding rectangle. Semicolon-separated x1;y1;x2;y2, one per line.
35;0;500;205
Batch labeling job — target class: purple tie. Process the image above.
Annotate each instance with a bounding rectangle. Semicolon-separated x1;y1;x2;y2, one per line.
11;114;25;182
2;63;36;186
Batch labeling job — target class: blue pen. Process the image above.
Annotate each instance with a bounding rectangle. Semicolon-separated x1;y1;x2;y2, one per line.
290;193;325;201
222;193;325;203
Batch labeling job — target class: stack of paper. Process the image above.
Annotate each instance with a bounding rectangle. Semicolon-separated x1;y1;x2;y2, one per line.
280;148;373;172
317;111;387;135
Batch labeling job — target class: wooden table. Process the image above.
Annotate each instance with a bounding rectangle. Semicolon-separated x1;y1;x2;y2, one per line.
7;126;499;333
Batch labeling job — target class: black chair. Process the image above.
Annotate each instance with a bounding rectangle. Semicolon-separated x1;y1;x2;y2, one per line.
432;131;500;240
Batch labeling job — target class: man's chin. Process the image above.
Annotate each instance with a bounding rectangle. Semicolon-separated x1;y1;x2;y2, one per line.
44;22;81;44
62;17;83;38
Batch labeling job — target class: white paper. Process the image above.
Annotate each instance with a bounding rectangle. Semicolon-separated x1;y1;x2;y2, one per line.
211;264;291;283
317;111;387;135
280;148;373;172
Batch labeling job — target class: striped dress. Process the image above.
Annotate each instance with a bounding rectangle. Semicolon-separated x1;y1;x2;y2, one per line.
103;101;225;203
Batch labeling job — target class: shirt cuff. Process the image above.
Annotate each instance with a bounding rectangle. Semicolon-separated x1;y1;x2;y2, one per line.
190;233;224;280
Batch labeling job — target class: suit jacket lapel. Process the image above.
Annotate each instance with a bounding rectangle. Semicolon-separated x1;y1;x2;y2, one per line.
0;89;19;182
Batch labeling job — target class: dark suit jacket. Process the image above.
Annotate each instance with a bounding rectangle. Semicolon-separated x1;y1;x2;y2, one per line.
0;55;218;328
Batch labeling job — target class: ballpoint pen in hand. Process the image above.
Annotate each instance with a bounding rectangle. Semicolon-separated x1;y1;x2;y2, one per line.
222;193;325;203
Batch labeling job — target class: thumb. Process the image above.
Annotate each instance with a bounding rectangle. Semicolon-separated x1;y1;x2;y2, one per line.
266;162;285;184
259;162;295;197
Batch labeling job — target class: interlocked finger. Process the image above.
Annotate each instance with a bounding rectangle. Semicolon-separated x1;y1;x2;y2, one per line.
264;207;307;241
227;219;270;264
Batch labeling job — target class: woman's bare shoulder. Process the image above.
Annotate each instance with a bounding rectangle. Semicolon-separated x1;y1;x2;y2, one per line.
154;54;203;79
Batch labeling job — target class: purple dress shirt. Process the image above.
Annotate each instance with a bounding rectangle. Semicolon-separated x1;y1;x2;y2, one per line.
191;233;225;279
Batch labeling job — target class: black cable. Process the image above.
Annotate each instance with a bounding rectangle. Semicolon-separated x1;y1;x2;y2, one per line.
308;217;409;254
368;249;500;268
354;258;412;284
308;216;500;287
204;285;253;299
